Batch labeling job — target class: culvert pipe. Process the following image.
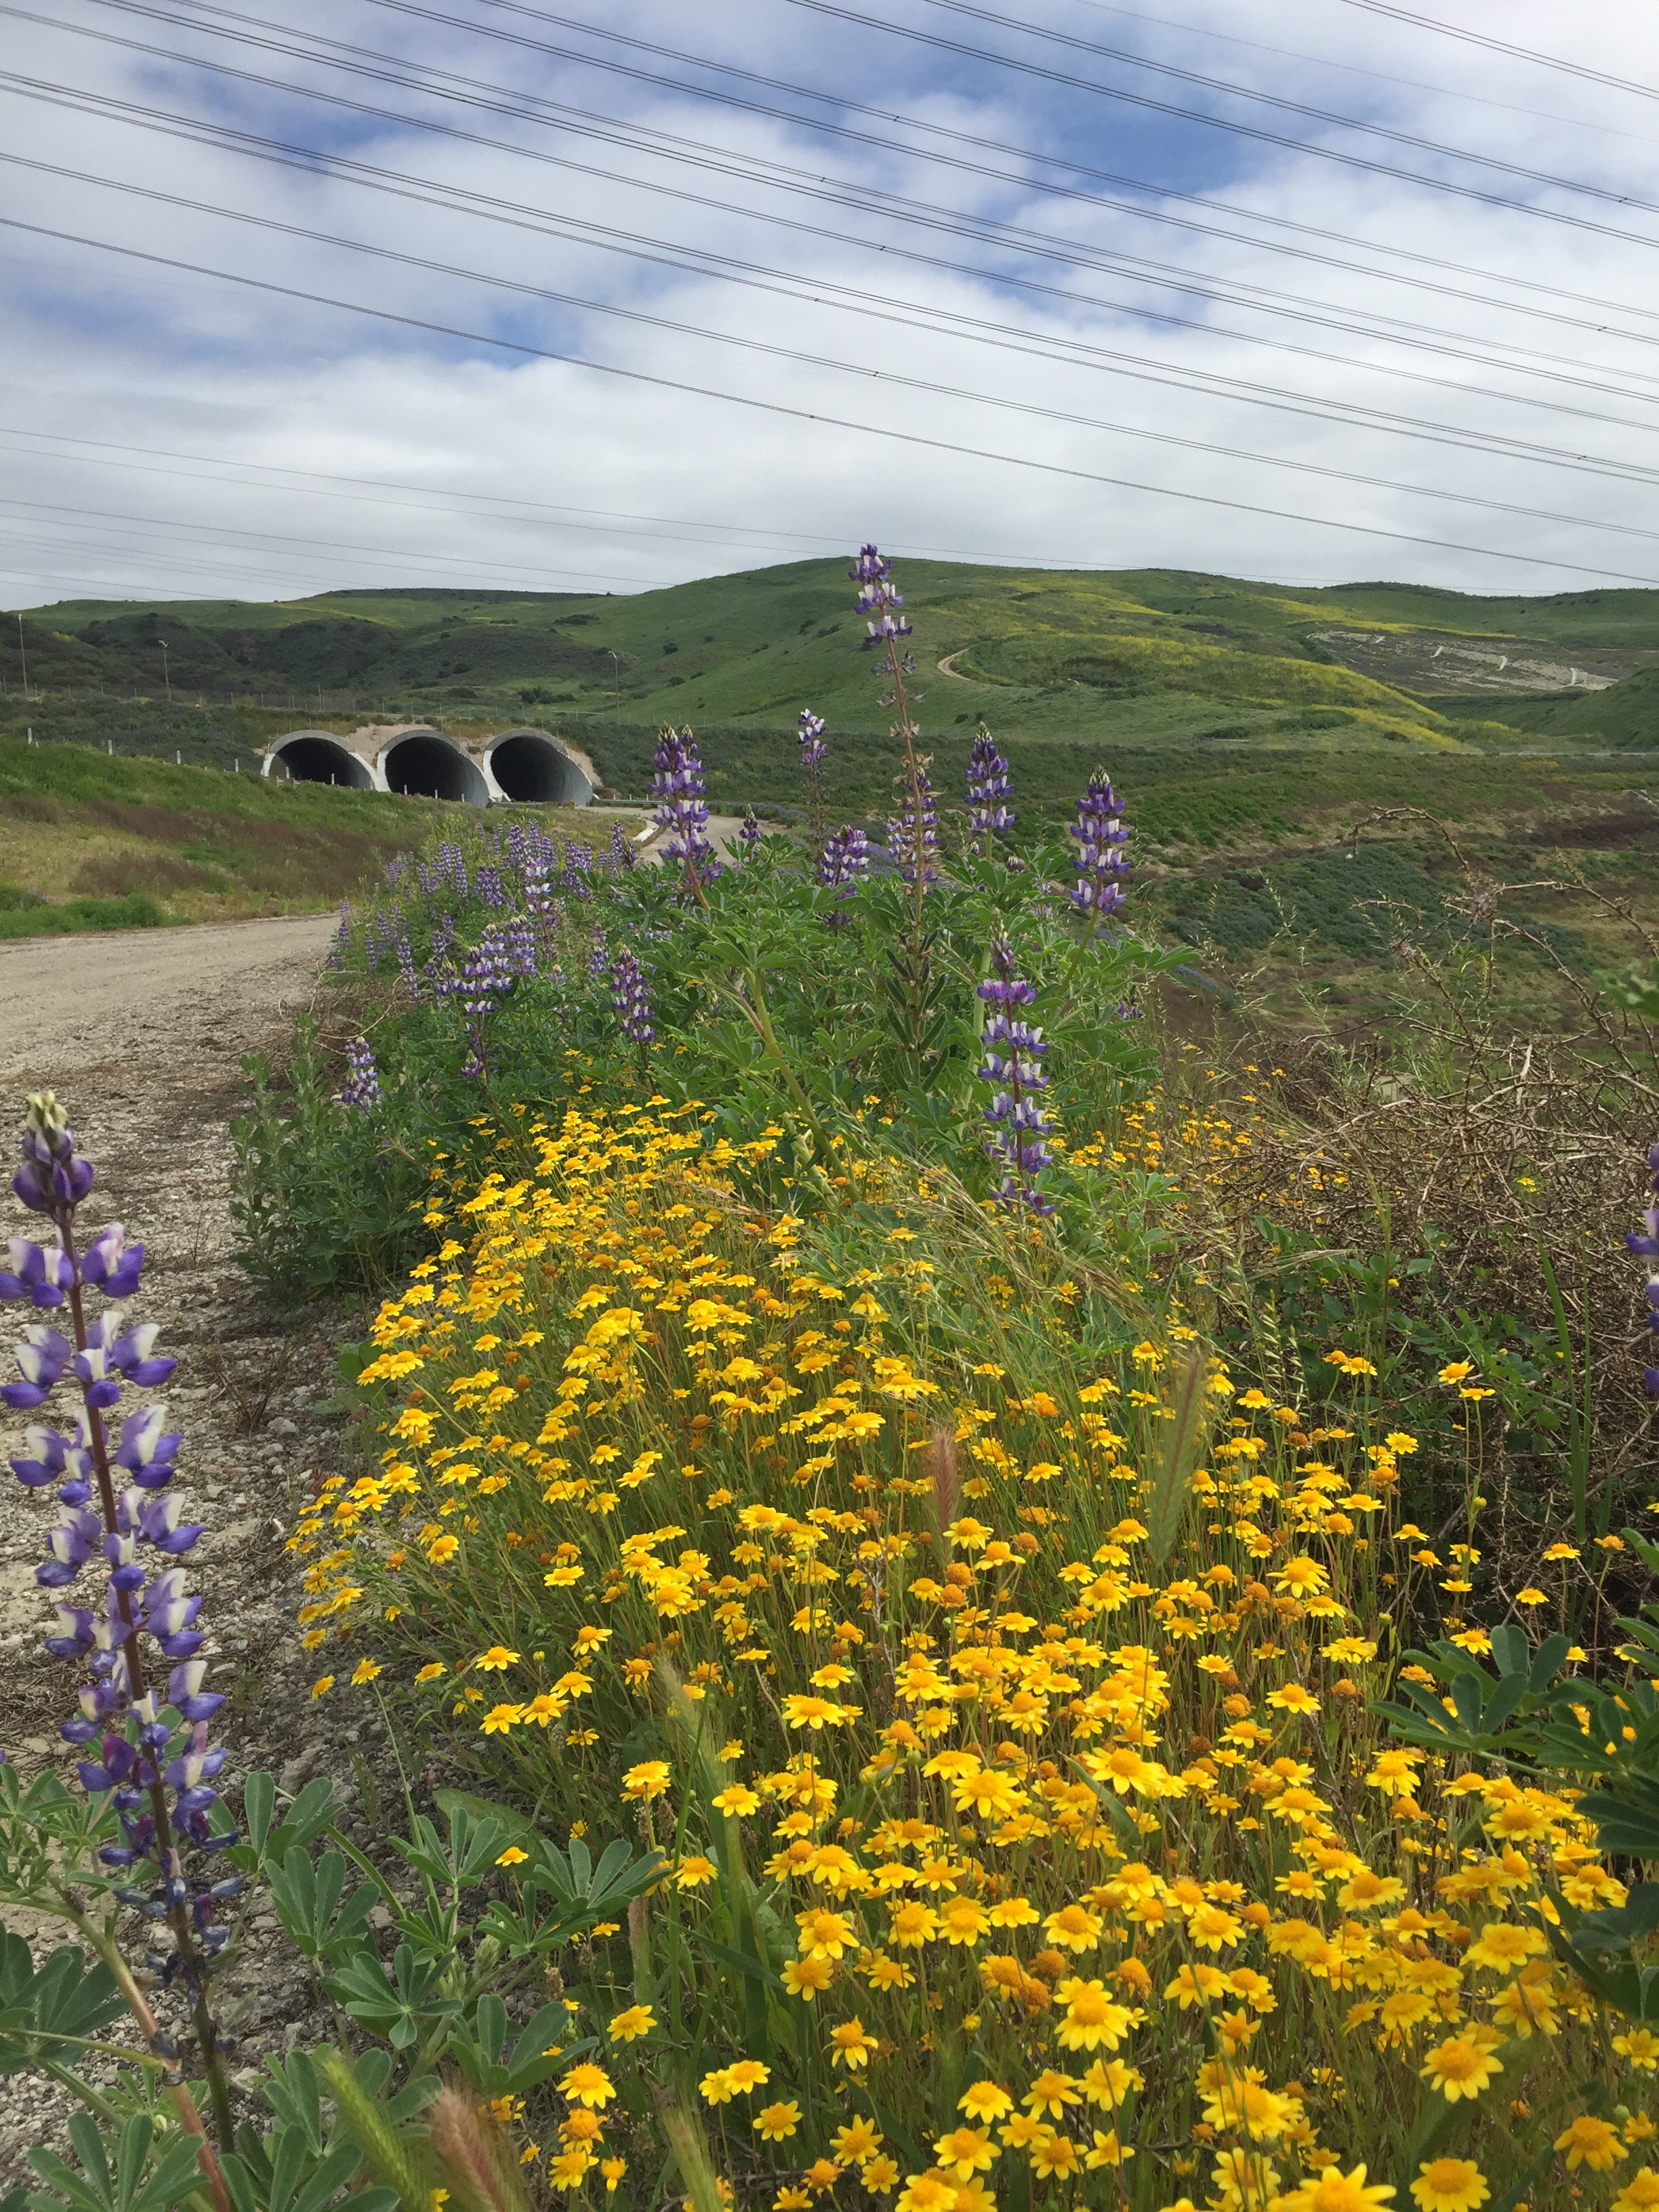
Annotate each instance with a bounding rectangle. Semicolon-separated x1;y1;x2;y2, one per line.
263;731;375;790
381;730;491;804
484;728;594;805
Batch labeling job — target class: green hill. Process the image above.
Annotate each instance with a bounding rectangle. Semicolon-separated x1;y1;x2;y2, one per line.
9;561;1659;758
0;737;430;937
4;558;1654;985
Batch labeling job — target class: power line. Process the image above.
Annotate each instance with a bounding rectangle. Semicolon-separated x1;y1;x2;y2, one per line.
0;426;1164;572
30;0;1659;403
9;212;1659;588
1329;0;1659;104
1060;0;1659;145
20;73;1659;486
915;0;1659;213
0;493;674;586
441;0;1659;327
786;0;1659;247
18;151;1659;554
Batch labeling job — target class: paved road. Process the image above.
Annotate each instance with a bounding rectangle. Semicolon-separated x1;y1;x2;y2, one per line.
0;912;339;1097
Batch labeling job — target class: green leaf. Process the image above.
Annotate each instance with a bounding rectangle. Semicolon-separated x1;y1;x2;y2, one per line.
266;1849;378;1961
0;1936;123;2076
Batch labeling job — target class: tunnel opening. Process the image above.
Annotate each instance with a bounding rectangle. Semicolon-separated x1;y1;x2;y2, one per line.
382;733;490;804
487;729;593;804
266;733;373;790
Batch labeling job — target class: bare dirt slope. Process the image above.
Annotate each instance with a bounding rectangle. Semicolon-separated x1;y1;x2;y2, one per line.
0;914;380;2178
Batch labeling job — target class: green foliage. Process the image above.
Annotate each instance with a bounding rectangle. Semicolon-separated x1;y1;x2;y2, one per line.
0;892;168;939
0;1936;123;2078
23;2116;209;2212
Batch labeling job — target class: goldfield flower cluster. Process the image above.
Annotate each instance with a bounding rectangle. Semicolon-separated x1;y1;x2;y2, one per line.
289;1103;1658;2212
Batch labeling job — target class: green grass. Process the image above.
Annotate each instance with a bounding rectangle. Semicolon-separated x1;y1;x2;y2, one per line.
12;558;1659;758
0;888;168;939
0;738;432;924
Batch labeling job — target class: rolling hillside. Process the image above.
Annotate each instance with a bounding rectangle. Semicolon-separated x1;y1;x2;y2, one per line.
7;562;1659;760
3;559;1654;993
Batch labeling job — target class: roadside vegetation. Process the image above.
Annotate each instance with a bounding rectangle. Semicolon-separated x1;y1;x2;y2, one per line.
3;544;1658;2212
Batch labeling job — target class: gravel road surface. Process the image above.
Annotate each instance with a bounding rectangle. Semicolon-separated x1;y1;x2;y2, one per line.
0;912;388;2180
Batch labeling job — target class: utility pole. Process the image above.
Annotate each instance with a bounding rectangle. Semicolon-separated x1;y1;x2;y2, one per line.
16;613;27;698
611;651;621;726
161;641;171;704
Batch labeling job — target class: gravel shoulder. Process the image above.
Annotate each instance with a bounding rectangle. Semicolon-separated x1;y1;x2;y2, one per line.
0;914;386;2179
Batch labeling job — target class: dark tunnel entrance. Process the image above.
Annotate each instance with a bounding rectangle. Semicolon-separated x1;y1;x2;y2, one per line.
487;730;592;804
382;733;490;804
268;733;373;789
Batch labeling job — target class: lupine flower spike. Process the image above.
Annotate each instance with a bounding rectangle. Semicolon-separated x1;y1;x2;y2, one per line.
886;763;939;889
337;1038;381;1111
649;724;715;901
1069;769;1130;933
3;1092;238;2151
1628;1140;1659;1395
435;922;536;1080
977;937;1055;1216
739;808;763;857
798;708;829;863
966;724;1016;862
609;949;655;1080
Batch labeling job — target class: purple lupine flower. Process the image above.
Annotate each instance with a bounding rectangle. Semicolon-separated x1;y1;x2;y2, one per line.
79;1223;145;1300
852;544;912;648
396;936;421;1006
0;1233;78;1307
326;898;351;970
610;948;655;1051
820;824;869;898
977;937;1055;1217
434;922;535;1080
12;1094;96;1216
798;708;829;863
610;822;636;873
739;808;762;857
649;724;714;891
1069;770;1130;924
1628;1141;1659;1395
588;926;610;978
2;1091;239;2018
966;725;1015;851
886;762;939;890
478;864;506;910
338;1038;382;1111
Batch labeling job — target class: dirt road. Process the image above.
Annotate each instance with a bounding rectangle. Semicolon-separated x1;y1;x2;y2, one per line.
0;912;367;2179
0;912;340;1092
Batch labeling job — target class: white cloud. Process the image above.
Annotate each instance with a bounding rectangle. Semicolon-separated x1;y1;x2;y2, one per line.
5;0;1659;603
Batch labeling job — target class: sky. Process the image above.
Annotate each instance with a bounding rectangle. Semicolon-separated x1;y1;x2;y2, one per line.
5;0;1659;606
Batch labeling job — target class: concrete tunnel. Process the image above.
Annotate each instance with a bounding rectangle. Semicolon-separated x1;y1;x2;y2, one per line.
263;731;375;790
485;728;594;804
380;730;491;805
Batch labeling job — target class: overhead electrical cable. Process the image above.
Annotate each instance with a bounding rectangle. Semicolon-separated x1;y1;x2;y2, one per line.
1329;0;1659;103
1060;0;1659;144
8;213;1659;589
785;0;1659;244
441;0;1659;325
914;0;1658;211
56;0;1659;292
16;155;1659;552
28;0;1659;419
20;74;1659;480
17;54;1659;475
0;425;1415;574
0;494;674;586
